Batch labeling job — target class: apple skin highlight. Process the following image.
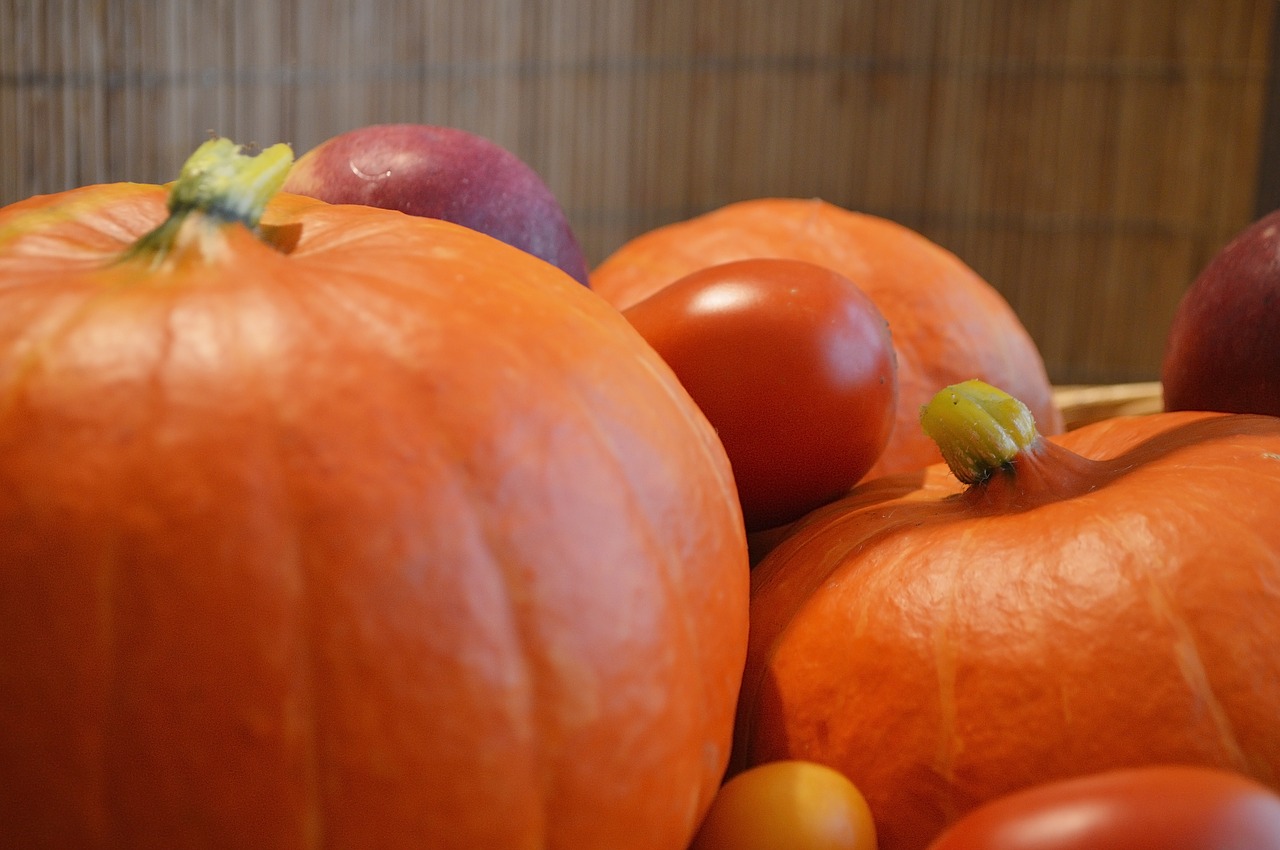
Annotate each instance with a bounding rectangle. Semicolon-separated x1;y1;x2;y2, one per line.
284;123;591;286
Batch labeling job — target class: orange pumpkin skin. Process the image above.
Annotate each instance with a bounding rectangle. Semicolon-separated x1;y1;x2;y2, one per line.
734;409;1280;850
591;198;1062;478
0;183;749;849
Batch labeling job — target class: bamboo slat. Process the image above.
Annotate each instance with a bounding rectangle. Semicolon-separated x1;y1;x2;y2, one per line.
1052;381;1164;430
1;1;1272;385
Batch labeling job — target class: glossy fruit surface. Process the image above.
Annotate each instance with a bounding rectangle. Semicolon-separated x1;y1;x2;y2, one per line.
283;122;591;285
924;765;1280;850
624;258;897;531
736;381;1280;850
592;198;1061;477
690;760;878;850
1162;207;1280;415
0;140;748;850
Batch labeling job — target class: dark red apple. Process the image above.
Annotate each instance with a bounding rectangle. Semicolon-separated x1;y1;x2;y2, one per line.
283;123;590;286
1162;208;1280;415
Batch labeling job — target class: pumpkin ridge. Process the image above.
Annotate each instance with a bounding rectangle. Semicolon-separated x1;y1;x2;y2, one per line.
1144;572;1249;772
98;526;121;845
458;339;608;841
930;547;965;796
468;480;550;847
408;308;638;843
469;369;714;845
328;271;550;843
0;186;158;255
267;271;369;850
282;444;326;850
0;277;132;417
299;583;327;850
297;267;439;367
546;363;716;837
736;491;972;770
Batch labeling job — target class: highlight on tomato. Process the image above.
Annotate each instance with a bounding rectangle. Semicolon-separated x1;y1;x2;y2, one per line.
689;759;877;850
924;765;1280;850
622;258;898;533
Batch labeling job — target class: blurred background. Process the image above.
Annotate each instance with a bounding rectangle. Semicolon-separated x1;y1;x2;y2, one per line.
2;1;1275;385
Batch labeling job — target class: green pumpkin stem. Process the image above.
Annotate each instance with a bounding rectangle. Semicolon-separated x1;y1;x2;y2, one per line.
920;379;1041;485
125;137;294;261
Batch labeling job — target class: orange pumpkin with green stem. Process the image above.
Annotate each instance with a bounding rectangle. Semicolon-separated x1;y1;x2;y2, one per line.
0;139;749;849
735;380;1280;850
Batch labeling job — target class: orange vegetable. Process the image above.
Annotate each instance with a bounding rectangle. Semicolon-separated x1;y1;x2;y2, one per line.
0;140;748;849
735;380;1280;850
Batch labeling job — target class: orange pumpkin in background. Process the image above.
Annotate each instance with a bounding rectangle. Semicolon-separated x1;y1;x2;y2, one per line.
0;140;749;849
592;198;1062;479
735;380;1280;850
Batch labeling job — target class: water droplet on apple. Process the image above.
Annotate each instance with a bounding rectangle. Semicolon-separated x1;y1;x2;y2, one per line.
349;161;392;181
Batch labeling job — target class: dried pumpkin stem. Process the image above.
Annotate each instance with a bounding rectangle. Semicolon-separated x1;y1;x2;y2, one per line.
920;379;1041;485
125;137;294;261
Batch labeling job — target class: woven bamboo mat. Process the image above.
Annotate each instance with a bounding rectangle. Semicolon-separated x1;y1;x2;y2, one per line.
2;1;1273;385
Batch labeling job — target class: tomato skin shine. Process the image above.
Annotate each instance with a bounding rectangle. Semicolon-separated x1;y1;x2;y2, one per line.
925;766;1280;850
623;259;898;533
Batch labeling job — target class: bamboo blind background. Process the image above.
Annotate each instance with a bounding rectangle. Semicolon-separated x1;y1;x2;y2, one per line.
2;1;1274;384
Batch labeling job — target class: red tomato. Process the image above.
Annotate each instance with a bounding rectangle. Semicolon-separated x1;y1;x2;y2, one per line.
690;760;878;850
925;766;1280;850
622;258;897;533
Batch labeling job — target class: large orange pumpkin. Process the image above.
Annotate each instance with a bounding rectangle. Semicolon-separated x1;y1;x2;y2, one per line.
0;140;749;849
734;380;1280;850
592;199;1062;478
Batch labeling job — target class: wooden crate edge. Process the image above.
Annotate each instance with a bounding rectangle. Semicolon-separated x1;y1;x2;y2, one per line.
1052;381;1164;431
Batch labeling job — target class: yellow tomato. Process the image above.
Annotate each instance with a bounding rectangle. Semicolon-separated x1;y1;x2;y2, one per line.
690;760;877;850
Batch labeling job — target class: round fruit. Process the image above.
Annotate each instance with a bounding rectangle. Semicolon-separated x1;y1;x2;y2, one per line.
924;765;1280;850
623;258;898;532
691;760;878;850
283;122;591;285
592;197;1061;478
1162;207;1280;415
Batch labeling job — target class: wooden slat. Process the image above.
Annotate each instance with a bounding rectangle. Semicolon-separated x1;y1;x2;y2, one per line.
0;0;1273;385
1053;381;1164;430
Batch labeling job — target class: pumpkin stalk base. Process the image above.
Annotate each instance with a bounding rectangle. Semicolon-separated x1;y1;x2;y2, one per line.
921;379;1040;485
124;137;294;267
923;379;1103;511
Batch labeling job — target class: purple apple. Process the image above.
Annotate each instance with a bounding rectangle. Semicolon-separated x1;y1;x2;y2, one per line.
1162;208;1280;415
283;123;591;286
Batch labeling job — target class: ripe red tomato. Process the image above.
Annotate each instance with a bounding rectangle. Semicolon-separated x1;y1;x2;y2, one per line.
924;765;1280;850
690;760;877;850
622;258;897;533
